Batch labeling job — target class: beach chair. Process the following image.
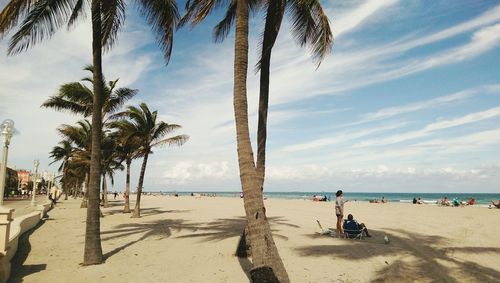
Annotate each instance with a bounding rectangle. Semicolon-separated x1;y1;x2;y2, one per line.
316;220;336;237
343;220;365;240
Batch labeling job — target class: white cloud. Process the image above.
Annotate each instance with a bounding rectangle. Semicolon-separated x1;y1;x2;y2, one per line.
162;161;232;184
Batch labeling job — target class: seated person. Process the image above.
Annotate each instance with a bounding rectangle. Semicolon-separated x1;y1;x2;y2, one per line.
369;199;379;203
452;198;460;207
468;198;475;206
490;200;500;209
412;197;417;204
380;197;387;203
440;197;451;206
417;197;424;204
343;214;371;237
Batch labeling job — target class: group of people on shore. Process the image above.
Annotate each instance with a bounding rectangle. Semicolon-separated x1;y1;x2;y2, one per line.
437;197;475;207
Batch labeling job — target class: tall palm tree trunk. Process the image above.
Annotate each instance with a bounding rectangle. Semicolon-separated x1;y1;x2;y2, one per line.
132;153;149;218
233;0;289;282
102;174;109;207
84;0;104;265
123;158;131;213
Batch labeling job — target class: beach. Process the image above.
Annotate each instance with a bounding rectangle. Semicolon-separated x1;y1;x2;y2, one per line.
8;195;500;282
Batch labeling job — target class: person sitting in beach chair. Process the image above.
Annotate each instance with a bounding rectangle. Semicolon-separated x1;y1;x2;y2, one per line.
343;214;371;239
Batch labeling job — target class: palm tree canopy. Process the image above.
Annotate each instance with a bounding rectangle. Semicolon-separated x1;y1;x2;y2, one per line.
0;0;179;62
180;0;332;66
41;65;138;118
111;102;189;154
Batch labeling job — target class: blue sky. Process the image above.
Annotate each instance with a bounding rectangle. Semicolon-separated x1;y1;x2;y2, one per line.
1;0;500;193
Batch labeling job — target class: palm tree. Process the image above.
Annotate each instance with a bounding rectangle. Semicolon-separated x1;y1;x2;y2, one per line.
49;140;74;196
42;65;138;120
112;103;188;218
181;0;332;280
100;133;124;208
1;0;179;265
108;121;142;213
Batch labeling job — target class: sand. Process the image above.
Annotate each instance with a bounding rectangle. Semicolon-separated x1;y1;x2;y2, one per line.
7;195;500;282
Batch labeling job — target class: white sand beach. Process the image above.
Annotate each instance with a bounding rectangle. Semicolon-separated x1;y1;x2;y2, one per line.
8;196;500;282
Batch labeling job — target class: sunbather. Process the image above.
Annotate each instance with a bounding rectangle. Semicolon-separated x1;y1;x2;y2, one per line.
490;200;500;209
439;197;451;206
343;214;371;237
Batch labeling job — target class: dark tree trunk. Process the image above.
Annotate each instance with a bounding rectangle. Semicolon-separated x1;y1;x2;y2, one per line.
123;158;131;213
83;0;104;265
102;174;108;208
131;152;149;218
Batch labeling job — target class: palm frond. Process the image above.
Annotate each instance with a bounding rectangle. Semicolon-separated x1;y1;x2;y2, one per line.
287;0;332;66
101;0;126;52
106;87;138;114
8;0;78;55
152;134;189;148
136;0;179;63
0;0;37;39
212;0;236;43
41;96;88;115
67;0;88;29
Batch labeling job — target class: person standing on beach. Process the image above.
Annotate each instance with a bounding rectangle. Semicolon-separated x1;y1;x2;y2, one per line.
335;190;348;237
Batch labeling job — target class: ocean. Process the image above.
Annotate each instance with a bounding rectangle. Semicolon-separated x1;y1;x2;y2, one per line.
154;191;500;206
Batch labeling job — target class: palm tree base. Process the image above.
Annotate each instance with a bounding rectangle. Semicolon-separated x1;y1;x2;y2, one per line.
80;199;88;208
131;211;140;218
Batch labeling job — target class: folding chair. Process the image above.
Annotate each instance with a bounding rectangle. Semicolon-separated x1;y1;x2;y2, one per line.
316;220;336;237
343;220;366;240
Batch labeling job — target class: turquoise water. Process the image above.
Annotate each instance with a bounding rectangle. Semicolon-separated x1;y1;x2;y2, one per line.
158;191;500;205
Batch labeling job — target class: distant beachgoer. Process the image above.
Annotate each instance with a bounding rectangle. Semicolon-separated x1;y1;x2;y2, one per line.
240;192;244;198
440;197;451;206
335;190;348;237
381;197;387;203
417;197;424;204
413;197;417;204
490;200;500;209
114;192;118;199
468;198;475;206
452;198;460;207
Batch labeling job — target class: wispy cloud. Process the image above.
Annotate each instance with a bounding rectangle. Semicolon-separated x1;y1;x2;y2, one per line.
354;106;500;148
356;84;500;124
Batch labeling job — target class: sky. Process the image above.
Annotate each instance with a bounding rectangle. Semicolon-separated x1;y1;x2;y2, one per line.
1;0;500;193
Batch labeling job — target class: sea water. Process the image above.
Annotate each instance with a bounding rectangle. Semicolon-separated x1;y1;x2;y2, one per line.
157;191;500;205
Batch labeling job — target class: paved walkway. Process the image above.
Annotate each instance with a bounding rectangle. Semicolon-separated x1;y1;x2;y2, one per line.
3;195;49;218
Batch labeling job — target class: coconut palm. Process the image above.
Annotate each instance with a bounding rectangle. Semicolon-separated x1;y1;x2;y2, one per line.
49;140;74;195
100;133;124;208
42;65;138;120
1;0;179;265
112;103;188;218
108;121;142;213
181;0;332;280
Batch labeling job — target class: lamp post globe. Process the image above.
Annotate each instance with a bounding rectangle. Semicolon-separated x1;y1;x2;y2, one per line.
0;119;15;206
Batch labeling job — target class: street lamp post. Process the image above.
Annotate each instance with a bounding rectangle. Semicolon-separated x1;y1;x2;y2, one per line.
0;119;14;206
31;159;40;206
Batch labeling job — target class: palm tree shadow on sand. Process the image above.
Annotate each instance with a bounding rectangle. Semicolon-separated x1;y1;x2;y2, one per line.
296;228;500;282
176;216;299;280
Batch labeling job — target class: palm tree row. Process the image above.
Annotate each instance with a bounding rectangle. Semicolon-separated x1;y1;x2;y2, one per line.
45;67;188;214
1;0;332;279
